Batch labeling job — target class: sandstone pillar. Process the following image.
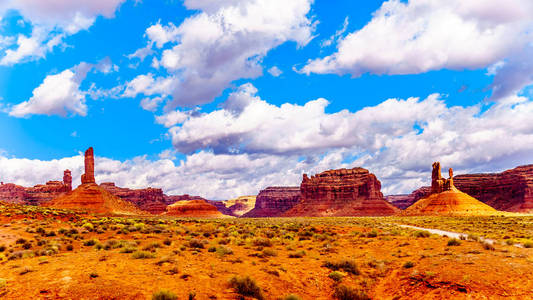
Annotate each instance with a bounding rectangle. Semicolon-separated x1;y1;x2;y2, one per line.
81;147;95;184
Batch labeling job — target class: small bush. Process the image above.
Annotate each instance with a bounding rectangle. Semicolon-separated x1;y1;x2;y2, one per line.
83;239;99;246
323;260;359;275
329;271;344;282
152;289;177;300
524;241;533;248
216;246;233;256
253;238;272;247
0;278;6;289
229;276;264;300
447;239;461;246
482;241;495;251
163;238;172;246
288;250;306;258
333;285;370;300
413;230;430;238
66;244;74;251
132;251;156;259
366;230;378;238
403;261;415;268
260;248;277;257
187;239;205;249
284;295;302;300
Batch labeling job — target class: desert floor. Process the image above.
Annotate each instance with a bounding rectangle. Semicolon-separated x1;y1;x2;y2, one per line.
0;203;532;300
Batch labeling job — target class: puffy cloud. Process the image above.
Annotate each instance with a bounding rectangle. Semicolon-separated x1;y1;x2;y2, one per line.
300;0;533;98
0;0;126;65
267;66;282;77
122;73;176;98
155;110;189;128
130;0;315;108
140;96;165;112
9;59;114;117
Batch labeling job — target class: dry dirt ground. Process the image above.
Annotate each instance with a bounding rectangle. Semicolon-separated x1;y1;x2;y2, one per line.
0;203;532;299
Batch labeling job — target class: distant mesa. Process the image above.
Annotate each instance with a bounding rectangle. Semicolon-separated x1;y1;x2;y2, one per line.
100;182;168;214
209;196;256;217
404;162;500;216
164;199;225;218
243;187;300;217
45;147;145;215
0;169;72;205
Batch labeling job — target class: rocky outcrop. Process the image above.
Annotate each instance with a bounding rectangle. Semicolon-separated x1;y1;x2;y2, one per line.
284;168;398;217
244;187;301;217
46;147;145;215
404;162;500;216
0;170;73;205
81;147;95;184
164;200;224;218
164;194;206;205
209;196;256;217
389;164;533;212
100;183;168;214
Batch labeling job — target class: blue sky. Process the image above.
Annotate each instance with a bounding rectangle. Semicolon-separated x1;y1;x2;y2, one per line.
0;0;532;199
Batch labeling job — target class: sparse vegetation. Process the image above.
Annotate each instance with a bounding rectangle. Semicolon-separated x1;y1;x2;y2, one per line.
229;275;264;300
333;285;370;300
323;260;360;275
152;289;178;300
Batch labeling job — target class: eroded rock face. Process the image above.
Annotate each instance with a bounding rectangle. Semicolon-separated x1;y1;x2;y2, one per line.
284;168;398;217
244;187;301;217
0;171;73;205
386;187;430;209
81;147;95;184
100;183;168;214
165;199;223;218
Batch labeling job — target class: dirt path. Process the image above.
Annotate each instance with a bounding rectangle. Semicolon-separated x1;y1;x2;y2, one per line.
396;224;497;244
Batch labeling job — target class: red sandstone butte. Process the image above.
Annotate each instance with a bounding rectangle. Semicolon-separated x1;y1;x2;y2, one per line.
0;170;72;205
244;187;301;217
388;164;533;212
164;199;224;218
284;167;398;217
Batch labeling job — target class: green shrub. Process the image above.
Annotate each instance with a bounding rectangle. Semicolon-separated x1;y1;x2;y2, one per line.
253;238;272;247
229;276;264;300
260;248;277;257
187;239;205;249
288;250;306;258
323;260;359;275
216;246;233;256
83;239;99;246
333;285;370;300
403;261;415;268
132;251;156;259
413;230;430;238
329;271;344;282
447;238;461;246
524;241;533;248
152;289;177;300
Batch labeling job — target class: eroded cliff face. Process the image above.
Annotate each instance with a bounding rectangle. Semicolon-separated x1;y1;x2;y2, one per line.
165;200;224;218
389;164;533;212
244;187;301;217
99;183;168;214
284;168;398;217
0;170;72;205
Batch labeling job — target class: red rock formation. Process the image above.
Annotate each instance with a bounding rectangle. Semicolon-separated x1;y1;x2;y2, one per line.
208;196;256;217
164;199;224;218
0;170;73;205
386;187;430;209
164;194;206;205
100;183;168;214
389;164;533;212
46;183;145;215
404;162;500;216
244;187;301;217
81;147;95;184
284;168;398;217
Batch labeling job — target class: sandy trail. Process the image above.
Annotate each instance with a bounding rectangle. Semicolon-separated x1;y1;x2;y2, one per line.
397;224;497;244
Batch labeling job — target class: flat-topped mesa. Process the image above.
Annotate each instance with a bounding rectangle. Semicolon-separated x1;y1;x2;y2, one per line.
243;187;301;217
99;182;168;214
284;167;398;217
81;147;95;184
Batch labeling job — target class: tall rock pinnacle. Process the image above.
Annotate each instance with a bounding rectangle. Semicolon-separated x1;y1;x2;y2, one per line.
81;147;95;184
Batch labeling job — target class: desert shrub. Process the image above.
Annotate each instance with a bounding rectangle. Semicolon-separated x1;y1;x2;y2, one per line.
216;246;233;256
163;238;172;246
288;250;306;258
22;242;32;250
229;276;264;300
333;285;370;300
152;289;177;300
447;238;461;246
329;271;344;282
132;251;156;259
403;261;415;268
66;244;74;251
103;240;120;250
83;239;99;246
188;291;196;300
524;241;533;248
253;238;272;247
208;246;217;252
284;295;302;300
505;239;515;246
260;248;277;257
187;239;205;249
82;223;94;231
413;230;430;238
0;245;5;252
155;256;174;266
0;278;5;289
482;241;495;251
323;260;360;275
467;234;479;241
366;230;378;238
143;242;162;251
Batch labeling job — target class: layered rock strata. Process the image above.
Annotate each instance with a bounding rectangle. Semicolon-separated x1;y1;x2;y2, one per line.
164;200;224;218
244;187;301;217
284;168;398;217
0;170;73;205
